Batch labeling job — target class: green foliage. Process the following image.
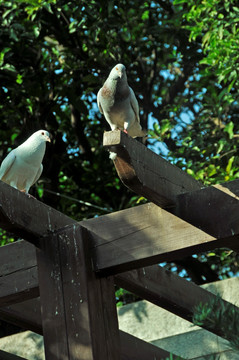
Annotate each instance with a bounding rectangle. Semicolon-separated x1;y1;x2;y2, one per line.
165;355;184;360
0;229;14;246
193;295;239;352
177;0;239;88
115;287;140;307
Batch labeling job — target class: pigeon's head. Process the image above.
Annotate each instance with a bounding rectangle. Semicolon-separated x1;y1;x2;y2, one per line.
33;130;51;143
109;64;126;81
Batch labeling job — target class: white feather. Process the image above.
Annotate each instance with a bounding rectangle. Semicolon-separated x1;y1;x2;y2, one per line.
0;130;50;193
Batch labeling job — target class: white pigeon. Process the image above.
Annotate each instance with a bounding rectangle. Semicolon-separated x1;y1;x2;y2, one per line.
0;130;51;194
97;63;146;138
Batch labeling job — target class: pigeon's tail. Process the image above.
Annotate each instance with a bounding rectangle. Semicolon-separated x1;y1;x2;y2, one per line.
128;127;148;139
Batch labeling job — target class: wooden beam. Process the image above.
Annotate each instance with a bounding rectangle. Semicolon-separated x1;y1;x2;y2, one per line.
0;266;39;307
0;181;74;244
36;226;120;360
0;298;42;334
0;241;39;306
103;130;202;207
175;180;239;242
119;331;172;360
0;299;173;360
0;350;28;360
88;205;229;275
115;265;234;338
116;265;210;321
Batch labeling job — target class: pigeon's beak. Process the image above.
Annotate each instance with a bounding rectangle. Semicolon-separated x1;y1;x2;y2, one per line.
45;135;51;143
118;71;123;78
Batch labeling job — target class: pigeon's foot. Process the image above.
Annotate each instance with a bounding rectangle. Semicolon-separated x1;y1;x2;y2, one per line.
27;193;36;199
21;189;35;199
123;129;128;134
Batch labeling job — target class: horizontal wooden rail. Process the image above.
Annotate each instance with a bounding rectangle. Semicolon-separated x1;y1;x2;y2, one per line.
0;241;39;307
103;130;202;208
0;240;237;341
88;204;218;274
0;298;42;334
116;266;230;338
0;267;38;307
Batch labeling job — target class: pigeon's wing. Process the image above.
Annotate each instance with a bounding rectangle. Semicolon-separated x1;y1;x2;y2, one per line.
31;164;43;186
0;150;16;180
97;88;104;114
129;87;140;123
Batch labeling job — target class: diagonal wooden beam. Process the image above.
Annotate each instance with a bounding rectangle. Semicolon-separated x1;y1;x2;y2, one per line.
0;181;74;244
115;266;230;338
119;331;173;360
103;130;202;207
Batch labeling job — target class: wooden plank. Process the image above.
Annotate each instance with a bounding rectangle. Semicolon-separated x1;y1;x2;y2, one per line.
175;180;239;242
0;298;42;334
0;241;36;275
88;205;233;275
0;181;74;244
0;350;28;360
119;331;172;360
103;130;202;207
116;265;208;321
0;266;39;307
0;241;39;306
37;225;120;360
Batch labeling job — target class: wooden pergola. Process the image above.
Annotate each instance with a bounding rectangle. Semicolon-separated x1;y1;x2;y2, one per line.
0;130;239;359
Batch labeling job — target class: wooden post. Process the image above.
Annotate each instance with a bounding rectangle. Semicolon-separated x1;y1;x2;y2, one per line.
36;225;120;360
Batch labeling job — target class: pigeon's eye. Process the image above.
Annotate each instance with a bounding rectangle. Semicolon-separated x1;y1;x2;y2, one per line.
41;132;44;135
116;67;118;70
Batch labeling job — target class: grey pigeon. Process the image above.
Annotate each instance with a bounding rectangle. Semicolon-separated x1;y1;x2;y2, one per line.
97;64;146;138
0;130;51;193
